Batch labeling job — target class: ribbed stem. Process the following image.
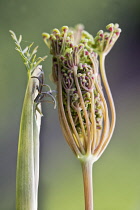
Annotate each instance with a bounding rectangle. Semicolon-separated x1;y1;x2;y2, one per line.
81;160;94;210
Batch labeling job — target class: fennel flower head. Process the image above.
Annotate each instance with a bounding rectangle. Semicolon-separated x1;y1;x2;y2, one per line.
43;23;121;162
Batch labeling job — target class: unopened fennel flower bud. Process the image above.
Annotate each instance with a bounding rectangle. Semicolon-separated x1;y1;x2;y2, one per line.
43;23;121;210
43;24;121;161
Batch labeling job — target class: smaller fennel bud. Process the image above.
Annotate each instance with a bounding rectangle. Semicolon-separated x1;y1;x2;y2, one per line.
52;28;60;34
93;23;121;55
61;26;69;32
106;23;114;32
42;32;50;39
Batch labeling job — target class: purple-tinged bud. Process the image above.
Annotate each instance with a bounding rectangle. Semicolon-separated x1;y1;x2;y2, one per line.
85;51;89;56
50;34;56;40
61;26;69;33
115;28;122;36
100;34;104;38
65;52;70;57
109;27;113;32
42;33;50;39
69;43;73;48
106;23;114;31
60;56;65;60
74;46;78;51
82;64;86;68
97;30;104;36
55;33;60;39
78;43;84;49
53;28;60;35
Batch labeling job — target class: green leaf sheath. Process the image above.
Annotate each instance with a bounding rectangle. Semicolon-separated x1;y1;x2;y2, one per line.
33;103;41;209
16;67;42;210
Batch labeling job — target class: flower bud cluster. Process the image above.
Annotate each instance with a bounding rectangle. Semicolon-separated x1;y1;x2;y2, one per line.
42;23;121;158
93;23;121;55
43;26;104;155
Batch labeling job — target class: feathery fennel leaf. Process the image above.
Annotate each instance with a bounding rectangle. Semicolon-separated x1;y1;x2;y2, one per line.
10;30;47;73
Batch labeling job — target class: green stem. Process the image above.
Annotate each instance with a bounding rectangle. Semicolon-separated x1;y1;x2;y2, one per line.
16;67;42;210
81;160;94;210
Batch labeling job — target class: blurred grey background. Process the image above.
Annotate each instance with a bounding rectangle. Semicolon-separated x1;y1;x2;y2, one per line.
0;0;140;209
